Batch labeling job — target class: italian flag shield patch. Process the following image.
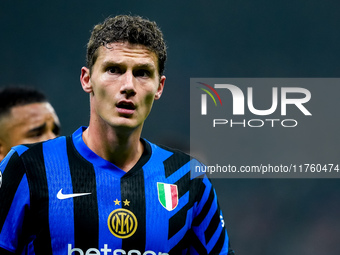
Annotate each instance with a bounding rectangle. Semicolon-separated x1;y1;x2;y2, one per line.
157;182;178;211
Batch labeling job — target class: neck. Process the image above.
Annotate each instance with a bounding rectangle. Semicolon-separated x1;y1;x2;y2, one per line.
82;122;144;172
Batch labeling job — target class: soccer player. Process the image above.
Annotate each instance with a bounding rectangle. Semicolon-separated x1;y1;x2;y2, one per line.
0;16;234;254
0;86;61;162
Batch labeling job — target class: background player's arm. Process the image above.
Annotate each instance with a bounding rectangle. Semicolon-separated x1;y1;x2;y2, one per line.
0;148;30;253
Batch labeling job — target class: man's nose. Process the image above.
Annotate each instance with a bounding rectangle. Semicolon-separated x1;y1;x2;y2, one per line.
120;72;136;97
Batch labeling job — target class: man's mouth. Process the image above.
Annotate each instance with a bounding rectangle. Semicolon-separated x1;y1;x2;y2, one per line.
116;101;136;115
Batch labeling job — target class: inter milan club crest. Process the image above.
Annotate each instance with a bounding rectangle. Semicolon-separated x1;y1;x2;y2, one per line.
107;208;138;239
157;182;178;211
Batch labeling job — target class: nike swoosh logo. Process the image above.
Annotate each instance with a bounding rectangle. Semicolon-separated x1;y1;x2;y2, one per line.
57;189;91;200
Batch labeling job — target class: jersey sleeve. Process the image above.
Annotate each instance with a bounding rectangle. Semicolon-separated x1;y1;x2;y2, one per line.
0;148;30;253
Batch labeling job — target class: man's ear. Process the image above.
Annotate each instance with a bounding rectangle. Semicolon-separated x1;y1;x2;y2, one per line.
80;67;92;94
155;75;166;100
0;139;6;162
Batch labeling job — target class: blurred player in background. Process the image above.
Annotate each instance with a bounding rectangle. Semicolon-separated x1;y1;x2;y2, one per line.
0;16;234;254
0;86;60;162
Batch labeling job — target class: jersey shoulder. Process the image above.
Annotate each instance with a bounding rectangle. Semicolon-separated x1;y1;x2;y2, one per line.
11;136;66;156
145;140;208;205
0;136;68;177
149;141;206;177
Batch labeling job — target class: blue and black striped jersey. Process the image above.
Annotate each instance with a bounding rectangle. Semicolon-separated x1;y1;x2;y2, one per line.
0;127;232;254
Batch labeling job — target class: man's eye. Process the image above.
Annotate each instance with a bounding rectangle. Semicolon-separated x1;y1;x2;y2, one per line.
135;69;151;77
29;131;43;138
107;66;120;74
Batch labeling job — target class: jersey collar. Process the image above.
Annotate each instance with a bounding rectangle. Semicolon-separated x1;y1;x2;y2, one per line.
71;126;152;176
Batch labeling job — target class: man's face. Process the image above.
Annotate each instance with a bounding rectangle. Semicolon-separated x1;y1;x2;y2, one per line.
0;102;60;161
81;42;165;131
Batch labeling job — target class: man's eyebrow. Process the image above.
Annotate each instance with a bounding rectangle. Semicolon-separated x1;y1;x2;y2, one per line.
102;61;155;69
134;63;156;70
102;60;121;66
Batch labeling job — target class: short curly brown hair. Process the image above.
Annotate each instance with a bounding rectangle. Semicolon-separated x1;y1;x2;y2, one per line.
86;15;167;76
